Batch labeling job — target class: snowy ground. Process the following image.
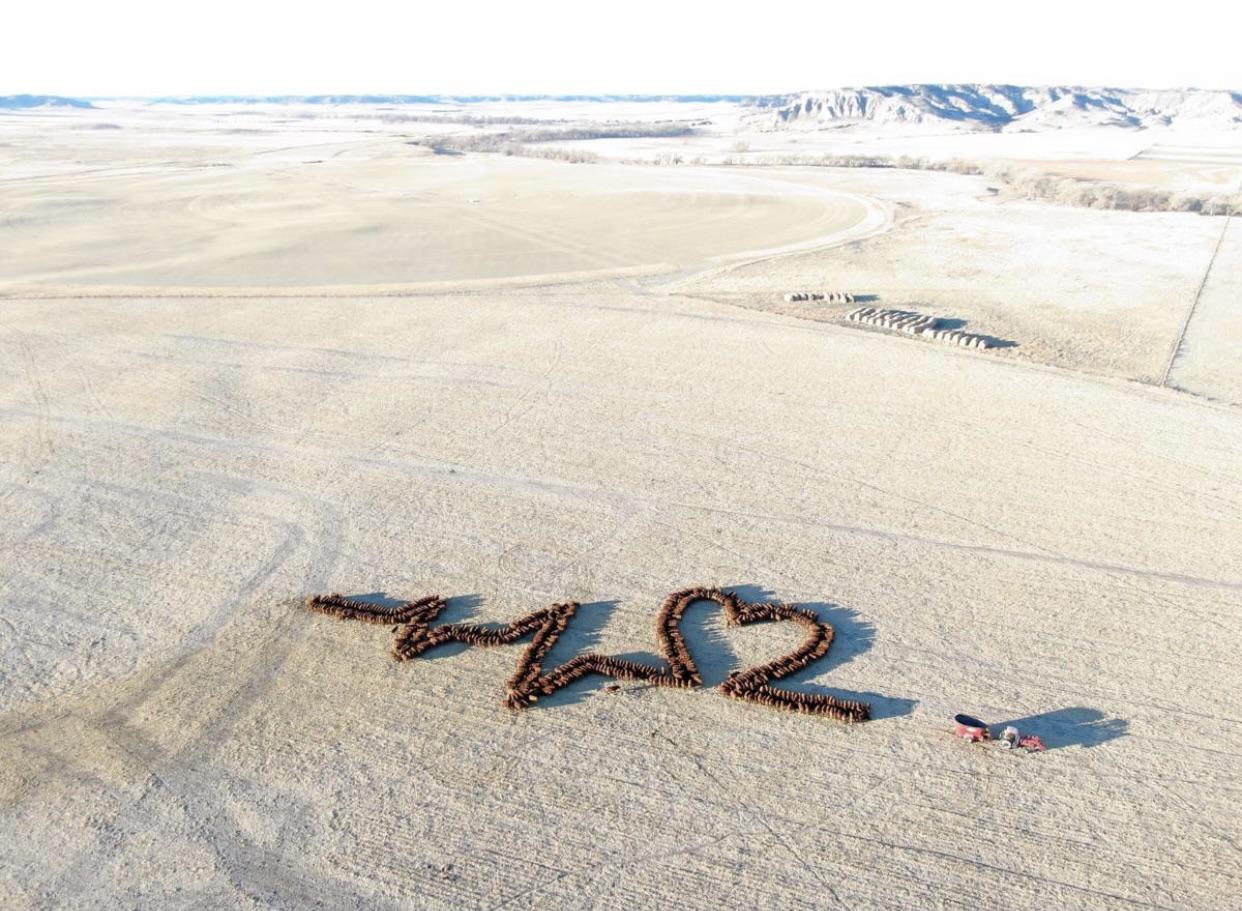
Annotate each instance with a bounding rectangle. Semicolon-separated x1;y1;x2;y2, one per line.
1;103;1239;910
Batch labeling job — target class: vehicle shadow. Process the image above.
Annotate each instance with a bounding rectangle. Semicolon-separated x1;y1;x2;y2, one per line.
992;707;1129;750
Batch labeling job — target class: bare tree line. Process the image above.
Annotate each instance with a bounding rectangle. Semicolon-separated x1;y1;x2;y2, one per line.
378;112;567;126
717;152;1240;216
409;137;600;164
408;121;697;165
406;123;1240;214
980;164;1240;216
413;121;695;150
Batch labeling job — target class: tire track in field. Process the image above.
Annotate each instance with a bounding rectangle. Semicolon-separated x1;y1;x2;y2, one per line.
0;474;351;906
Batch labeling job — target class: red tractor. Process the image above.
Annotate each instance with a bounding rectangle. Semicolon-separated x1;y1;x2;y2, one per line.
953;713;1047;752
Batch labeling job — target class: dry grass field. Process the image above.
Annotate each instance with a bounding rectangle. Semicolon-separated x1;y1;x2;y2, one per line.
1;102;1240;910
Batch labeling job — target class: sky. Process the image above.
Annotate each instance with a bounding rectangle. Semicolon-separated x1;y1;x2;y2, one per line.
4;1;1240;96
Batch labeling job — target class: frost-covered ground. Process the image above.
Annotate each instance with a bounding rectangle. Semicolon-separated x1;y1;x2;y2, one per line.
1;103;1239;910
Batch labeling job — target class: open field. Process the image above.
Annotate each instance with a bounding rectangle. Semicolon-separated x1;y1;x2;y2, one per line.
1;101;1240;909
676;166;1231;386
1167;214;1242;401
0;115;884;289
0;151;880;290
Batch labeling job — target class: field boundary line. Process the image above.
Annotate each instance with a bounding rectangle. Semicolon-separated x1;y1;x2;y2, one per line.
1160;180;1241;387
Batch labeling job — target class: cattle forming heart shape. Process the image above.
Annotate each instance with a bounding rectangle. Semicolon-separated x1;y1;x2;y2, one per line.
304;586;870;723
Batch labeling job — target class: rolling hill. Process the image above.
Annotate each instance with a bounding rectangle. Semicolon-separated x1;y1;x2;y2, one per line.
747;85;1242;131
0;94;94;109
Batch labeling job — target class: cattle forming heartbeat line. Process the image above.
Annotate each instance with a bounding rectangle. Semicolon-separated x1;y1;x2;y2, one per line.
304;586;870;722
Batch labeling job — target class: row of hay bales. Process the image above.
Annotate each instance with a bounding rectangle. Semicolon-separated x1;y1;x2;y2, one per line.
784;291;855;303
848;307;935;332
847;307;990;349
923;327;990;349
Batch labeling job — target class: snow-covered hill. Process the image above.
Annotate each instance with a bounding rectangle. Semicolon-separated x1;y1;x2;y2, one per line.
747;85;1242;131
